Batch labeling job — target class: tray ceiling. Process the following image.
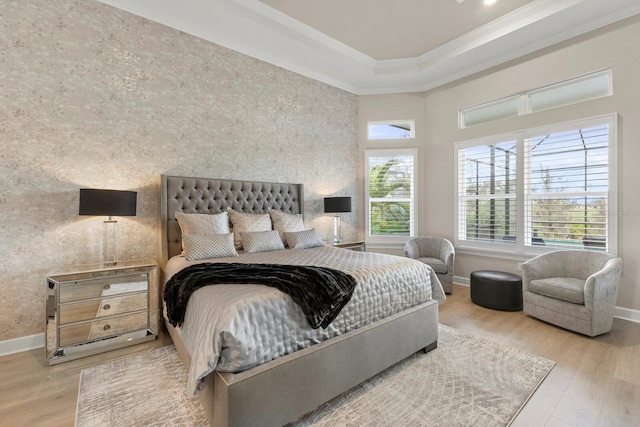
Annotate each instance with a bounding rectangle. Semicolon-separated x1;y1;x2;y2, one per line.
97;0;640;94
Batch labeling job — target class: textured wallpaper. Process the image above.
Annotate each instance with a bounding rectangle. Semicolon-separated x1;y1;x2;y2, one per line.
0;0;358;341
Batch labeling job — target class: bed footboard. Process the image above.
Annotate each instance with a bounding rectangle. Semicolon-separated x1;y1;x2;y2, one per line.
208;300;439;427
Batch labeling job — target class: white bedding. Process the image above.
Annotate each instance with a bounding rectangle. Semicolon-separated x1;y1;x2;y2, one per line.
164;246;445;396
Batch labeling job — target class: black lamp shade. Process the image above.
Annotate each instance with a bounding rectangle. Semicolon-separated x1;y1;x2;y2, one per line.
324;196;351;213
79;189;137;216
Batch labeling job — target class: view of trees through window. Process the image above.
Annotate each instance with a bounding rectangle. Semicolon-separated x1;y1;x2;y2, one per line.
458;122;610;251
367;152;415;237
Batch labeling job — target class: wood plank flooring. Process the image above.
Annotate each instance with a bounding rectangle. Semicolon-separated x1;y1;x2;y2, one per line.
0;283;638;426
440;284;640;427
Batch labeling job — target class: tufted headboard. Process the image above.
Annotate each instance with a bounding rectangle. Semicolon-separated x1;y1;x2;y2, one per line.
160;175;304;262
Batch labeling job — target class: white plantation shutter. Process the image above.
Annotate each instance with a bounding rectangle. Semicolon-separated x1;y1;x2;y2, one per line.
457;140;518;245
525;124;609;250
455;115;616;254
365;149;417;241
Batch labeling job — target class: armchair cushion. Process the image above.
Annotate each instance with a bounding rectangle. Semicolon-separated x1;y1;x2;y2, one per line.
418;257;448;274
529;277;585;305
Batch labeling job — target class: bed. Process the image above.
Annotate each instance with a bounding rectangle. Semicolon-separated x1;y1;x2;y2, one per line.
160;175;444;427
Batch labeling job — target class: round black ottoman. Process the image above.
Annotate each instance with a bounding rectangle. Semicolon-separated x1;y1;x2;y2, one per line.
470;270;523;311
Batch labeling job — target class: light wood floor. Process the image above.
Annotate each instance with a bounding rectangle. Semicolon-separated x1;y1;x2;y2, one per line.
440;285;640;427
1;283;638;426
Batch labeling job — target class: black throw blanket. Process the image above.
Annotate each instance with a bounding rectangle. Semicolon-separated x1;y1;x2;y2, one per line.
164;263;357;329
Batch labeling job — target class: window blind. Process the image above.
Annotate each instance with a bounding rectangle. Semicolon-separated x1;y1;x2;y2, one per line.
457;141;517;244
366;150;416;238
525;125;609;250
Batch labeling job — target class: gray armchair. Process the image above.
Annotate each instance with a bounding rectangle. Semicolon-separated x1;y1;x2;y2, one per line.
404;237;455;294
522;250;622;337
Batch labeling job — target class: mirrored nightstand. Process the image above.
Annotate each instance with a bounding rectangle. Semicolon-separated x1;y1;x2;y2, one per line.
45;260;158;365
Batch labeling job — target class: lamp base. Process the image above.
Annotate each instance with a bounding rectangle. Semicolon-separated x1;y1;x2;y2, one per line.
103;218;118;266
332;214;341;245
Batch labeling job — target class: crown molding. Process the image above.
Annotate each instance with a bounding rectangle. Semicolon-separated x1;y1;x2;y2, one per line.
232;0;376;69
96;0;640;95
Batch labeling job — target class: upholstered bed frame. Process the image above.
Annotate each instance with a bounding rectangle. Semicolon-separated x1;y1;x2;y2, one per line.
160;174;439;427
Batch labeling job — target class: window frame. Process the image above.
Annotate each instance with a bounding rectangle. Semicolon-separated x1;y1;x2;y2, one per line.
454;114;618;257
365;148;418;247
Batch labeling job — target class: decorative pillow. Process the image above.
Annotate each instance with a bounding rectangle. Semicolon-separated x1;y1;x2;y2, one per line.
240;230;285;254
227;209;272;249
269;209;304;245
182;233;238;261
284;229;325;250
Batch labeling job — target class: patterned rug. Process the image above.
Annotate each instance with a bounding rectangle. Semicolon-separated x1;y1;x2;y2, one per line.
75;324;555;427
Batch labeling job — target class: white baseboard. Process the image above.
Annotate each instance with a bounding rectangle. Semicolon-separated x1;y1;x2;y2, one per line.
452;275;640;324
614;306;640;323
0;333;44;357
454;275;470;286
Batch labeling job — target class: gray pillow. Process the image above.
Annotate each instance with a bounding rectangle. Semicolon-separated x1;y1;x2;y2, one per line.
240;230;285;254
284;229;325;250
182;233;238;261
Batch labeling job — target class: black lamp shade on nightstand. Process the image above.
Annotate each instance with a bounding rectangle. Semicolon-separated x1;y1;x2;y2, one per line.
324;197;351;213
79;189;137;217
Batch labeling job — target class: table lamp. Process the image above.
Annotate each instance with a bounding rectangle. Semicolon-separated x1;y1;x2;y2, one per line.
323;196;351;245
79;189;137;265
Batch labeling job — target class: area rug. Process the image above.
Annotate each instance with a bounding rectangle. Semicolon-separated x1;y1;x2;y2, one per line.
75;324;555;427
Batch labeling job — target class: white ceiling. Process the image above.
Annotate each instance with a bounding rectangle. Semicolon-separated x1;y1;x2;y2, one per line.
260;0;536;61
97;0;640;95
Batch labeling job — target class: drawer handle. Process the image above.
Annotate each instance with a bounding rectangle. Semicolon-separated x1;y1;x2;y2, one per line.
103;284;111;291
103;304;111;311
103;324;111;331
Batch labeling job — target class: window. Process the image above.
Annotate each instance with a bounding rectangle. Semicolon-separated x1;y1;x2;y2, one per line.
455;114;616;255
459;69;612;128
459;96;519;128
367;120;415;140
528;69;612;113
365;149;417;244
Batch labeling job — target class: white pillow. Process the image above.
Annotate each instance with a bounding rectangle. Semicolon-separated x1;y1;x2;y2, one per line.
240;230;285;254
228;209;272;249
176;212;230;236
284;229;325;250
269;209;304;245
182;233;238;261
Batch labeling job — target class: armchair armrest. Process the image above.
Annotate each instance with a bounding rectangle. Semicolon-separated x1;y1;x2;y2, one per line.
439;239;455;270
583;257;622;309
404;239;420;259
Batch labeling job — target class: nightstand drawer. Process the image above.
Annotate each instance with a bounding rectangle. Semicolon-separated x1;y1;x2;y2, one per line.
59;274;148;303
59;293;148;324
59;311;149;347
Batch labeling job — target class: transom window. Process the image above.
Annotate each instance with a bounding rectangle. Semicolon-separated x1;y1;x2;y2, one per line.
459;69;612;128
455;114;617;255
367;120;415;140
